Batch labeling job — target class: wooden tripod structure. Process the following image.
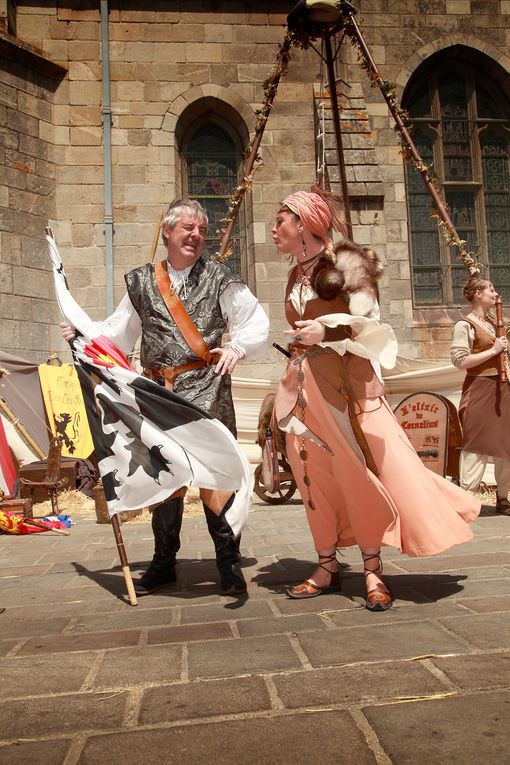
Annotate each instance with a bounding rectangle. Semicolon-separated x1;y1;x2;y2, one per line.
217;0;479;275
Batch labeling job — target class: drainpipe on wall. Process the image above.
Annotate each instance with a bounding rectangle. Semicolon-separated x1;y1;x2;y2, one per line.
100;0;114;314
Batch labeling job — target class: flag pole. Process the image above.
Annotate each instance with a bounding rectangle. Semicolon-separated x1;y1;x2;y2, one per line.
111;513;138;606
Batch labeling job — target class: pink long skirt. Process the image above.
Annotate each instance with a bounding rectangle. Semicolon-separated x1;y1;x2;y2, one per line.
283;360;480;557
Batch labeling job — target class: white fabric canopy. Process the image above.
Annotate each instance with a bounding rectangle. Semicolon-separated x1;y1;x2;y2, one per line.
232;355;465;463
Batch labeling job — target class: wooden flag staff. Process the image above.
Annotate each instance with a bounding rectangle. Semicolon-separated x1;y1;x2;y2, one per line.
111;512;137;606
45;226;138;606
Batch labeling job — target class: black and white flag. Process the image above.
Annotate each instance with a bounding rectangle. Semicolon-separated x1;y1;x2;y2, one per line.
47;233;252;535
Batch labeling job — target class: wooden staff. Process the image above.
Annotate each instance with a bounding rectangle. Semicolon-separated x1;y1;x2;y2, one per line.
217;33;294;259
342;7;477;271
111;513;138;606
22;517;71;536
495;296;507;382
150;210;164;263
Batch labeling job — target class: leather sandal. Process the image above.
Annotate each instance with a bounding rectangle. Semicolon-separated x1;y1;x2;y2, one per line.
362;552;393;611
286;553;342;599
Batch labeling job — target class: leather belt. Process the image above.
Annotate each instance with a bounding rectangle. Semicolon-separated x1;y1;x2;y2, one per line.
144;360;208;390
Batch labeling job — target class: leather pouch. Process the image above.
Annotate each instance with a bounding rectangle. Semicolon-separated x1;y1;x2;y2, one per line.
261;426;280;494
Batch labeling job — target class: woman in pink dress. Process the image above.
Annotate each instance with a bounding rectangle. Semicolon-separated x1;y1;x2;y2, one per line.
272;187;481;610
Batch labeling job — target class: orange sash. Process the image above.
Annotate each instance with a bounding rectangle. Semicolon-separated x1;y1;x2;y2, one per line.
154;259;218;364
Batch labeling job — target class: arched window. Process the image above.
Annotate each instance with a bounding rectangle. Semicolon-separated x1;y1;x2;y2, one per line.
182;122;246;277
404;51;510;305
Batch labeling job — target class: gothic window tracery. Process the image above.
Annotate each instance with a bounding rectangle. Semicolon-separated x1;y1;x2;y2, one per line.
182;122;246;277
404;57;510;305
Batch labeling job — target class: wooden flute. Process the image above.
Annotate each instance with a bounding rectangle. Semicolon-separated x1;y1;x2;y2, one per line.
495;296;507;383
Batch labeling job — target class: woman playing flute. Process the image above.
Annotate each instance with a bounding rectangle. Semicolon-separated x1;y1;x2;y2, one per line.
451;275;510;515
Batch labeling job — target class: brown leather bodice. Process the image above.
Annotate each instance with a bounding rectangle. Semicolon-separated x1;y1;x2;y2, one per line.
280;266;384;412
285;265;351;343
463;317;499;377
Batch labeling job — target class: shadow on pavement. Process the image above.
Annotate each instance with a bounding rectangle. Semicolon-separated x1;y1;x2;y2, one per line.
71;558;258;605
251;557;468;603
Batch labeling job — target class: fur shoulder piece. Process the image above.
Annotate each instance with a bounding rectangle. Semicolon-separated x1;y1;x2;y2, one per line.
311;244;383;313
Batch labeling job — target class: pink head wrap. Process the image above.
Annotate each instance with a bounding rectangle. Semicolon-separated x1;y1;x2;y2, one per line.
282;191;331;237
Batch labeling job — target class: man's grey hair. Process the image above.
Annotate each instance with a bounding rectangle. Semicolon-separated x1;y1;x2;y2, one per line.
161;199;208;245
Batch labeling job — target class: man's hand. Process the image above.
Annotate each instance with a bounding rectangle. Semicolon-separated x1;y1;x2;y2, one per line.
59;321;77;341
284;319;325;345
210;346;242;376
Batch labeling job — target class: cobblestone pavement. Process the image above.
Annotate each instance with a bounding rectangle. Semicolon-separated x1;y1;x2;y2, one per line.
0;497;509;764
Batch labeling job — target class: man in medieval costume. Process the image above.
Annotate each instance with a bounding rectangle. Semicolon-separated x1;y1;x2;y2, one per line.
61;199;269;596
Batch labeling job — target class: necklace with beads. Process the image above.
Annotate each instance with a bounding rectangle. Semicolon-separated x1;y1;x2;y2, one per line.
296;253;321;318
469;312;496;337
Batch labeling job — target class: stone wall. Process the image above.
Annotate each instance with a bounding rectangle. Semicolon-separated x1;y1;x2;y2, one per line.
2;0;510;371
0;32;67;361
343;0;510;360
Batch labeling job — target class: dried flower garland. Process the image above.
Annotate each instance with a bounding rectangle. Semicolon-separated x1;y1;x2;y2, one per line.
343;15;481;274
216;10;481;274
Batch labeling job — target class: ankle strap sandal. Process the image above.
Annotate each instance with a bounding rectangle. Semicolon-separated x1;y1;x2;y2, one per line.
286;552;342;600
362;552;393;612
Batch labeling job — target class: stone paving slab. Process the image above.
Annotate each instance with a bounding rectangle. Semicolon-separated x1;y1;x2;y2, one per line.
78;712;377;765
296;621;469;667
188;634;303;679
0;640;18;658
394;551;510;572
127;589;222;607
273;660;448;709
1;652;96;697
0;564;51;577
0;739;72;765
407;574;510;601
0;598;126;620
146;621;233;646
91;644;182;689
432;652;510;691
439;611;510;649
363;690;510;764
1;505;509;763
273;591;359;614
66;608;178;633
0;691;129;740
326;599;468;628
179;599;272;624
459;594;510;613
236;612;327;637
139;675;272;724
0;616;72;639
18;628;142;656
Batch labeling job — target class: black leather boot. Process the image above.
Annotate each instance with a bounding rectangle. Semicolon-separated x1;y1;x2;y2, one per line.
134;497;184;596
203;497;247;595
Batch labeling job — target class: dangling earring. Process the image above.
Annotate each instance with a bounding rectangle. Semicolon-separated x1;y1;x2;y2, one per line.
300;232;307;260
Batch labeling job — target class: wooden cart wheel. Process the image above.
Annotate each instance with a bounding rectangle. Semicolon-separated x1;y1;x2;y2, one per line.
254;460;297;505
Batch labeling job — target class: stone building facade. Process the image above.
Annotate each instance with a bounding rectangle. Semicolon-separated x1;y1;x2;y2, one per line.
2;0;510;378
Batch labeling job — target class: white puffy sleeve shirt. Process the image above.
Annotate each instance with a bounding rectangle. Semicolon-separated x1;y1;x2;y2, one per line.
94;276;269;361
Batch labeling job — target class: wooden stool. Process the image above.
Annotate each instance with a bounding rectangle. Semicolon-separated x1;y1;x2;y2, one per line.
19;437;68;515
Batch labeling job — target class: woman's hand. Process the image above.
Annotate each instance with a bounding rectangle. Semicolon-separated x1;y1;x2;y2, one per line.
59;322;77;341
284;319;325;346
492;335;507;355
211;346;243;376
